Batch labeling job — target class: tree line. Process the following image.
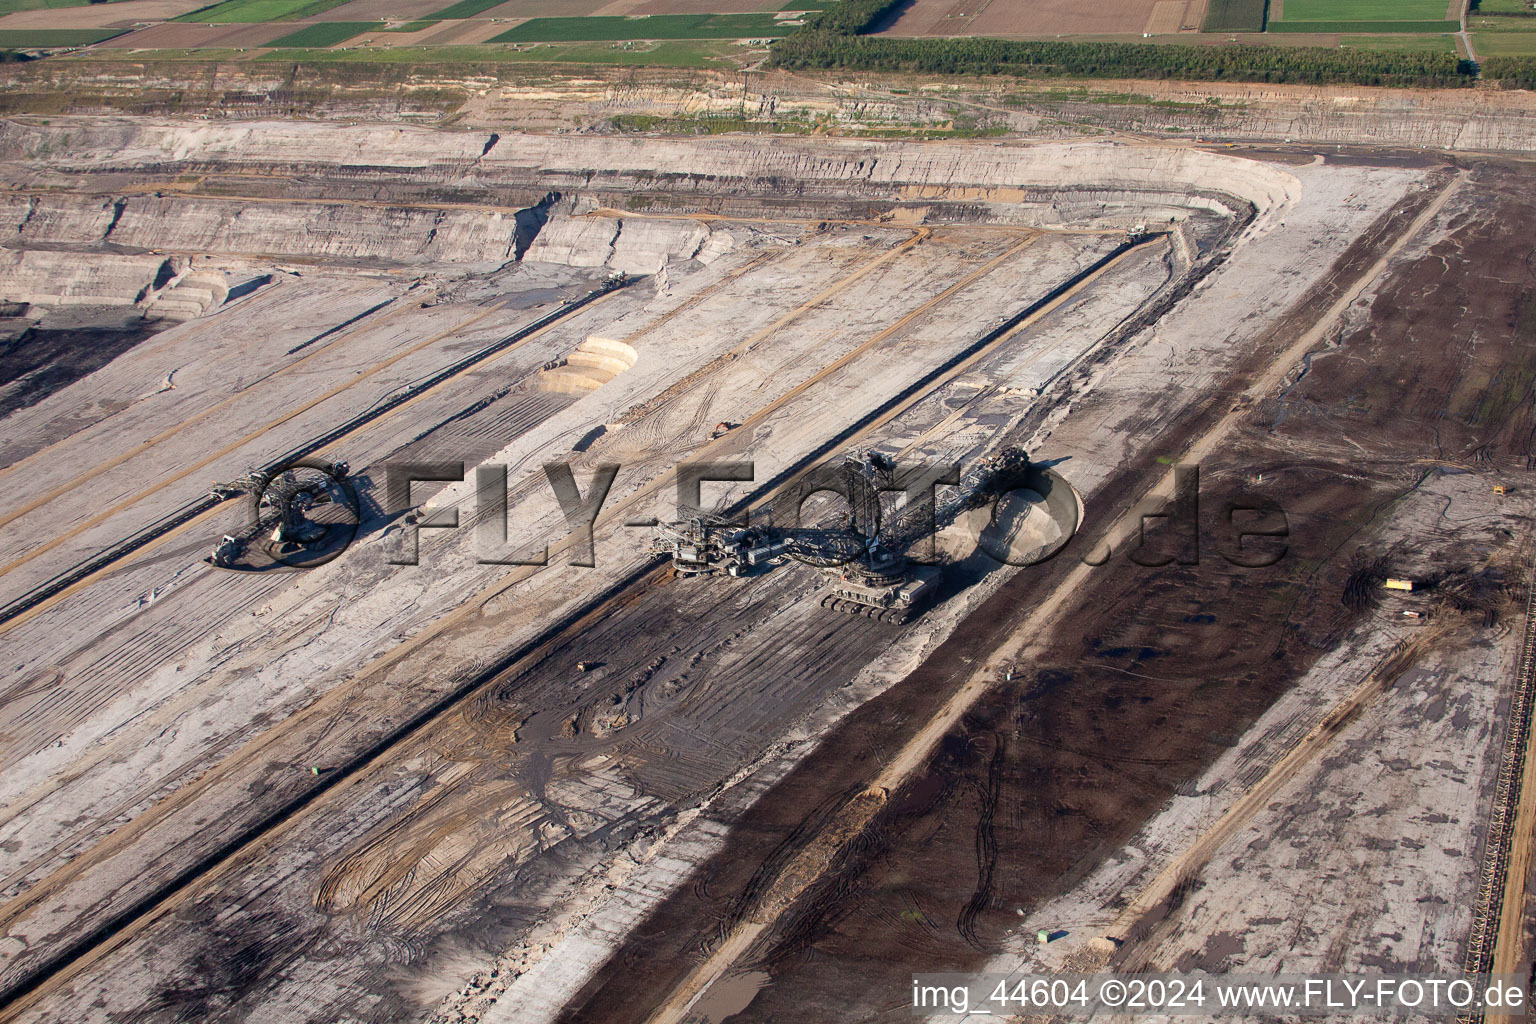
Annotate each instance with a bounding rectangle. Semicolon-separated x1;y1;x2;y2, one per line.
770;34;1476;88
1481;57;1536;88
797;0;907;35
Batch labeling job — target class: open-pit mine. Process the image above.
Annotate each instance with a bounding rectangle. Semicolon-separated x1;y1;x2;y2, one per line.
0;116;1533;1024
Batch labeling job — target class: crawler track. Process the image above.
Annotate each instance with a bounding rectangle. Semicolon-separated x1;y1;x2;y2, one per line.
1462;544;1536;1022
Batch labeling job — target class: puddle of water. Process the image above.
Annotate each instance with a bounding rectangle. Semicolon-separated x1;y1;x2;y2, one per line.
691;970;772;1024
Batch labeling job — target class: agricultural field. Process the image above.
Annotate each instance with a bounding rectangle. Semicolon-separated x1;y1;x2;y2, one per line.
251;38;742;61
0;25;125;43
4;0;1470;61
877;0;1175;38
1475;0;1536;13
400;19;515;42
0;0;206;29
0;0;1474;66
1473;28;1536;50
171;0;353;22
0;0;127;15
1268;19;1460;30
628;0;807;9
264;18;372;44
1203;0;1268;32
1282;0;1448;18
90;20;289;43
1269;0;1460;33
869;0;1456;42
1473;11;1536;27
1468;0;1536;52
1340;31;1457;49
490;13;791;42
423;0;521;20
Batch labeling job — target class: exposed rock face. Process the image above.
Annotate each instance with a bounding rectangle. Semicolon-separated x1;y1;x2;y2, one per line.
1;193;528;264
0;250;169;308
0;249;261;320
522;217;719;275
6;62;1536;152
143;269;232;321
0;120;1297;334
0;119;1300;240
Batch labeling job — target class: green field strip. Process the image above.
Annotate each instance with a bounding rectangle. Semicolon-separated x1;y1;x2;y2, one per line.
1279;0;1449;18
1473;30;1536;51
0;26;127;44
245;39;734;63
173;0;354;23
1268;19;1459;31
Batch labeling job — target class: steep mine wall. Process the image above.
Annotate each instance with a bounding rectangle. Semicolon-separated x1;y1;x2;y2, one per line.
0;249;169;308
0;193;734;274
4;63;1536;153
0;248;263;318
522;217;720;276
0;120;1299;315
1;193;528;264
0;120;1301;235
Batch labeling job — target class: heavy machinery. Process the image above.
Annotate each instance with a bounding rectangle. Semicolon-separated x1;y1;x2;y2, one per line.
209;458;358;569
649;510;762;577
651;446;1035;623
